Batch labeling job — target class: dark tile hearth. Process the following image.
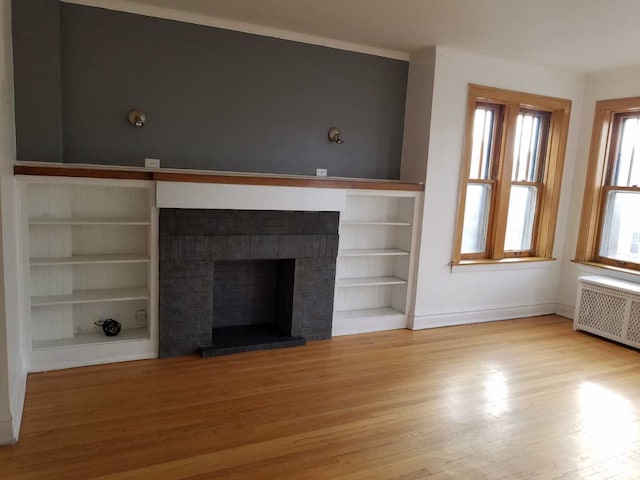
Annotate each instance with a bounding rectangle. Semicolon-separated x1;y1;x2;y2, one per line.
159;209;339;358
200;325;306;357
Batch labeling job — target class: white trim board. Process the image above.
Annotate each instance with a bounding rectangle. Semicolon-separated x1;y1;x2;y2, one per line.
10;368;26;442
0;416;14;445
157;181;346;212
412;302;558;330
555;303;575;320
61;0;409;61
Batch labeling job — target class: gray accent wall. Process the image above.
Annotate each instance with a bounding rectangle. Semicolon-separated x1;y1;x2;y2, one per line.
12;0;63;161
11;2;409;179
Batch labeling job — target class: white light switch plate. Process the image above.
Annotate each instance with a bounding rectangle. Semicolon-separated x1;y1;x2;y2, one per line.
145;158;160;168
316;168;327;177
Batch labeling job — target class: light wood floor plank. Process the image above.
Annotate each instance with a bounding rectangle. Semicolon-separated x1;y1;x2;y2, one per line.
1;315;640;479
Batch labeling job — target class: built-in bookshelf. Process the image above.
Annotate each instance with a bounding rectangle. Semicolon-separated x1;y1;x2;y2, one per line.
332;191;421;335
20;178;158;371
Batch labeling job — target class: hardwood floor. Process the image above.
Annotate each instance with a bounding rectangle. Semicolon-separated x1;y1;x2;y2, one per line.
2;315;640;479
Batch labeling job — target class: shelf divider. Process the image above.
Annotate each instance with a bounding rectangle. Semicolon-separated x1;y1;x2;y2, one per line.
29;218;150;225
336;276;407;288
341;221;412;226
334;307;404;321
32;328;150;350
31;288;150;307
30;254;150;266
338;248;409;257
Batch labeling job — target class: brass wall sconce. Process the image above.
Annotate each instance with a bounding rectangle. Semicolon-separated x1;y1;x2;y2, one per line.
128;109;146;127
328;127;344;144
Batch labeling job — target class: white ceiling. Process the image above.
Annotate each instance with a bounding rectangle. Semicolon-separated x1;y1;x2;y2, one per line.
120;0;640;73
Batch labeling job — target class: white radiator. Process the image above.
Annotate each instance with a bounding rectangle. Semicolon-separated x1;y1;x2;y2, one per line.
574;275;640;348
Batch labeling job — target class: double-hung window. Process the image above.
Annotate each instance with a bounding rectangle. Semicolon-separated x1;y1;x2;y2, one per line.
577;98;640;271
453;85;572;264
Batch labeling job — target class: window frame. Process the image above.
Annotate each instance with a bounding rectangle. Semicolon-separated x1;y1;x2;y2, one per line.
461;102;504;260
452;84;572;265
576;97;640;272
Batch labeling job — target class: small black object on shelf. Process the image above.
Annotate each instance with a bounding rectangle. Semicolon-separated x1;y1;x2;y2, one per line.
95;318;122;337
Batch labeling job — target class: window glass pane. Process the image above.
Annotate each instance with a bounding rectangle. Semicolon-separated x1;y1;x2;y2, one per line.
512;112;547;182
612;116;640;187
599;191;640;263
504;185;537;251
461;183;492;254
469;107;496;180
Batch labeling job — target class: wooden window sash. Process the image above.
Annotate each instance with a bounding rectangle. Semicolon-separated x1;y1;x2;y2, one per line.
606;112;640;187
576;97;640;272
461;178;497;260
489;103;519;259
454;85;571;265
503;180;543;258
532;108;570;259
513;109;551;184
593;185;640;269
454;94;503;262
472;103;503;181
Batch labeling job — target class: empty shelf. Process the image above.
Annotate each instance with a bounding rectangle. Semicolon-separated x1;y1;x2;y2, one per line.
29;218;150;225
339;248;409;257
32;288;149;307
334;307;404;321
341;221;412;226
32;328;149;350
336;276;407;288
30;254;150;266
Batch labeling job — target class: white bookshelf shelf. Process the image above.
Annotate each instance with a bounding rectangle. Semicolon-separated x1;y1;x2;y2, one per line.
338;248;409;257
341;221;412;226
32;328;149;350
334;307;404;321
30;254;150;266
29;218;150;225
32;288;150;307
333;191;420;335
336;276;407;288
21;179;157;371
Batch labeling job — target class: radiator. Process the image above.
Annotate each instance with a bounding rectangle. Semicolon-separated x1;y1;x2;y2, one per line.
574;275;640;348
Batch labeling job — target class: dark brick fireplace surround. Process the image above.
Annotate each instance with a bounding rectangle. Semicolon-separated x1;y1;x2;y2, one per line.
159;209;339;358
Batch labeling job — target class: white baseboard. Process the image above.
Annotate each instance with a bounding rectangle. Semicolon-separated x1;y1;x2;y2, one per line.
0;366;27;445
29;352;158;373
0;416;14;445
555;303;575;320
412;302;557;330
10;367;27;442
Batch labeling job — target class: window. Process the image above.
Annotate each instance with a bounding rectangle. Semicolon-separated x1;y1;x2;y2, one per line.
577;97;640;271
453;85;572;264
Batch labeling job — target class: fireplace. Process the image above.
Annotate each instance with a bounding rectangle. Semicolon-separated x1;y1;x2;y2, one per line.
159;209;339;358
207;259;302;356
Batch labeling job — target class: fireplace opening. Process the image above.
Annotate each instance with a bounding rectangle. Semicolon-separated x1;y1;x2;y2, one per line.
201;258;305;356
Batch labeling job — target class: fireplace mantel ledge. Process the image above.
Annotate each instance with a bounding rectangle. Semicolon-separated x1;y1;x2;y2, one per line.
14;162;424;192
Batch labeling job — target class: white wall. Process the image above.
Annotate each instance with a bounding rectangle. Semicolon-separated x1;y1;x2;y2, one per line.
0;0;25;444
409;47;585;328
557;64;640;318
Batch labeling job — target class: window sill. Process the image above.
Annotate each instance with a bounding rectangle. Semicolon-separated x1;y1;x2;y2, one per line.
571;260;640;277
450;257;556;273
